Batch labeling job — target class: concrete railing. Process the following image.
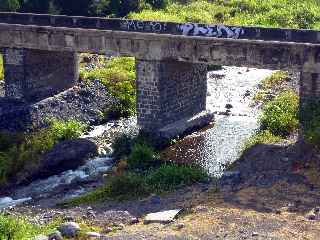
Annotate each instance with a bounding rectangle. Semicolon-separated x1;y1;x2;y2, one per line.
0;12;320;44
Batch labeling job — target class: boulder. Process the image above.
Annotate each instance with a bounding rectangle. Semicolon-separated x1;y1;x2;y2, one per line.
58;222;81;238
35;139;98;179
144;209;182;224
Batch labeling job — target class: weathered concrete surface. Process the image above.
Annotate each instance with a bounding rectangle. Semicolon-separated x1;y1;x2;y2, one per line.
0;12;320;136
3;48;78;102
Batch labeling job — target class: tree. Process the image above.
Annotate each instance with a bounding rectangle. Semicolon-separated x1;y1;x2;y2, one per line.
0;0;20;11
19;0;51;13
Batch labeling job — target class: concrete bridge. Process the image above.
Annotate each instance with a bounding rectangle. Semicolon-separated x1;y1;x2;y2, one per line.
0;12;319;137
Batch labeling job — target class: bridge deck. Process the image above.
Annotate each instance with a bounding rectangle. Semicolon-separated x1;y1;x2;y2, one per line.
0;12;319;44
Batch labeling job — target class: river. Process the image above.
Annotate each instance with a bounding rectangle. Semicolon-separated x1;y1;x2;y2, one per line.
1;66;274;209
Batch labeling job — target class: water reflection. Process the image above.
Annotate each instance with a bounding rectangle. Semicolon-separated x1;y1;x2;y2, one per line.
163;67;274;176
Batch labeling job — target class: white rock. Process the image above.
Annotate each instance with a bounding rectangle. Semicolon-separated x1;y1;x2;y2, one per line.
86;232;101;238
144;209;182;224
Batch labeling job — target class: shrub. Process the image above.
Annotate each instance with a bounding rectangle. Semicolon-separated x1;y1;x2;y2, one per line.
111;133;135;160
301;98;320;147
253;71;290;104
146;164;208;192
81;57;136;119
259;71;289;91
0;214;61;240
260;90;299;137
0;119;86;186
127;142;157;170
243;130;283;150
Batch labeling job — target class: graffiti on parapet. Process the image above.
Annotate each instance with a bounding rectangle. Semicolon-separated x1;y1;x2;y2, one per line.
120;20;167;33
178;23;244;39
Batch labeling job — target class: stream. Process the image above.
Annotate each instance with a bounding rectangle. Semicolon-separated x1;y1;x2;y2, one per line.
0;66;274;209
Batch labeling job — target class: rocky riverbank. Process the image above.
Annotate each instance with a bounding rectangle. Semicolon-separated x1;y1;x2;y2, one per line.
1;66;320;239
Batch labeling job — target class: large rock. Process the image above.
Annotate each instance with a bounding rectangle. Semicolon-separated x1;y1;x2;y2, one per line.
37;139;98;178
144;209;182;224
14;139;98;184
58;222;81;238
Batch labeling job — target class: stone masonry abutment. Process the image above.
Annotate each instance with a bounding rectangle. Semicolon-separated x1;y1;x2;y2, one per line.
136;59;210;138
3;48;78;102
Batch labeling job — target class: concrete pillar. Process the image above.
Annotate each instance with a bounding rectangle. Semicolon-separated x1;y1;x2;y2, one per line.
3;48;78;102
136;59;213;139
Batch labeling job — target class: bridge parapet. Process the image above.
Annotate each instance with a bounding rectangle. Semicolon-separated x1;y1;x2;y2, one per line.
1;12;320;44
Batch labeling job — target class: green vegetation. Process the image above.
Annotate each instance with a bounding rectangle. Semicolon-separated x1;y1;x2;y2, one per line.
127;142;158;170
260;90;299;137
63;134;208;206
244;90;299;150
80;57;136;118
0;119;86;186
301;99;320;148
0;214;61;240
253;71;290;104
130;0;320;30
243;130;283;149
146;164;208;192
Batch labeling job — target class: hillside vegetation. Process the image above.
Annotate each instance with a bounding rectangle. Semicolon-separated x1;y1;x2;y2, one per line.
130;0;320;29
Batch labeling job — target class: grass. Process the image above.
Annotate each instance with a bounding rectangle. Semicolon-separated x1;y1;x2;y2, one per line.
146;164;208;192
0;214;62;240
80;57;136;119
130;0;320;30
243;130;283;150
253;71;290;104
244;90;299;150
63;163;207;206
259;90;299;137
63;135;208;206
0;119;86;186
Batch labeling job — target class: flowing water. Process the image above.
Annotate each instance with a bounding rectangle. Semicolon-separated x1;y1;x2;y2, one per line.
0;66;274;209
163;66;274;176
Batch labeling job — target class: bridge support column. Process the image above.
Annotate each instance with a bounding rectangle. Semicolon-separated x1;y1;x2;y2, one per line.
3;48;78;102
136;59;213;139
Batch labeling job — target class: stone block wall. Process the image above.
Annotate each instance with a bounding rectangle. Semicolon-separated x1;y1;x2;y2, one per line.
3;48;78;102
136;59;207;132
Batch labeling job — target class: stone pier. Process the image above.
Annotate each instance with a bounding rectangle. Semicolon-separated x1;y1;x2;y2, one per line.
3;48;78;102
136;60;213;138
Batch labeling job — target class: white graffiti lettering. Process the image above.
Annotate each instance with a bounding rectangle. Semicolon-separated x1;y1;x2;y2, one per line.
120;20;167;33
178;23;244;39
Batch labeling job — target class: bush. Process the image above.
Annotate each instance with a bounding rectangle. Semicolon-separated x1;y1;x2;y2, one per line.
127;142;157;170
260;90;299;137
0;119;86;186
146;164;208;192
301;98;320;147
0;214;61;240
259;71;289;91
111;133;135;160
81;57;136;119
